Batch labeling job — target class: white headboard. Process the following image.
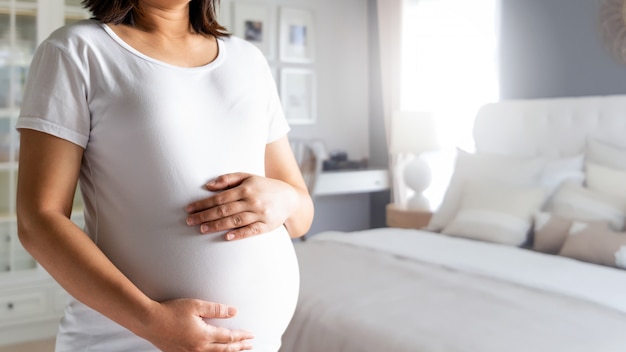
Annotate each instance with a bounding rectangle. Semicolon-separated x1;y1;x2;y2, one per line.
473;95;626;157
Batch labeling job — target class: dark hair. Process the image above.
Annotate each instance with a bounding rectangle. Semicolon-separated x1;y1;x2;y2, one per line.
82;0;230;37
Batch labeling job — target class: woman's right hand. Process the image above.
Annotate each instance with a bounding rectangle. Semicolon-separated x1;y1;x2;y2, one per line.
140;298;254;352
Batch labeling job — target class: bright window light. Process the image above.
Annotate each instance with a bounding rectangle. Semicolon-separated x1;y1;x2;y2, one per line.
401;0;500;151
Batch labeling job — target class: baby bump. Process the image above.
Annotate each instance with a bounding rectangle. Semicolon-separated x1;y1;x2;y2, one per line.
97;223;300;348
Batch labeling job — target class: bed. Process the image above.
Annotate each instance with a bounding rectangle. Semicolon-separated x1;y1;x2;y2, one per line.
279;95;626;352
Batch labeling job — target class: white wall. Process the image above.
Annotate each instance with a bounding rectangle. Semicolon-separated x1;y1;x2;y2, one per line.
220;0;371;161
220;0;380;234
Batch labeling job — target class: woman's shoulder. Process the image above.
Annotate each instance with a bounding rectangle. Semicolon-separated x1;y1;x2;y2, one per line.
44;19;107;52
220;35;267;63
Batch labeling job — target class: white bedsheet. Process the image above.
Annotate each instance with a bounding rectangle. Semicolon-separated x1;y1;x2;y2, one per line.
313;228;626;313
281;228;626;352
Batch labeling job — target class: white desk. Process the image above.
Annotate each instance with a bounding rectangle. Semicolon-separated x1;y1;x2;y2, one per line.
314;169;389;196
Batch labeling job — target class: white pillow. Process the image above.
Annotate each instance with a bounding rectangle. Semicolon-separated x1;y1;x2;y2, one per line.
426;150;546;231
441;180;546;246
547;181;626;231
586;138;626;170
541;154;584;196
585;162;626;199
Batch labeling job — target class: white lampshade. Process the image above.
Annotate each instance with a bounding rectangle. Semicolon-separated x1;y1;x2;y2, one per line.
389;111;441;155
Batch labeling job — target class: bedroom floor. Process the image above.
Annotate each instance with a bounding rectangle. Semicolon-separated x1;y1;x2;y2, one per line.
0;339;55;352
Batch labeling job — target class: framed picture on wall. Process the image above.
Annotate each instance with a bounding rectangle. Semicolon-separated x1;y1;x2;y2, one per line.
280;68;316;124
279;7;315;63
232;2;274;59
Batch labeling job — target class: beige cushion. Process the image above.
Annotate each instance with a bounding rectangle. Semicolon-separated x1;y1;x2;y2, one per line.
586;162;626;199
427;151;584;232
559;222;626;269
427;150;546;232
532;212;608;254
441;180;545;246
532;212;573;254
586;138;626;171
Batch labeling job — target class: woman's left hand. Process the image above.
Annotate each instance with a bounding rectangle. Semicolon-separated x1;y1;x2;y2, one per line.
185;172;299;240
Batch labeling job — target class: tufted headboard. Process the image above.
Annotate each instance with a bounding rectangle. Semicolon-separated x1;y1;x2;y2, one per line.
473;95;626;157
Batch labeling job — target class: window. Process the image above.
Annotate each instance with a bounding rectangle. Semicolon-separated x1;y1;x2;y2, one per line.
401;0;500;151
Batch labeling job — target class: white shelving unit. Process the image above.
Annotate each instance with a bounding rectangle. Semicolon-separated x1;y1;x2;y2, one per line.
0;0;89;346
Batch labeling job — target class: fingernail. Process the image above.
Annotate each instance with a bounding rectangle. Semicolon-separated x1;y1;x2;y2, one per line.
227;306;237;316
201;224;208;233
226;233;235;240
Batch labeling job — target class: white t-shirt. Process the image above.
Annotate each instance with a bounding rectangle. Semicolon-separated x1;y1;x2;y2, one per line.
17;20;299;352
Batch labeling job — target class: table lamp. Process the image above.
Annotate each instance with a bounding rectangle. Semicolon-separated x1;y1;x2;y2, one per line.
389;111;441;210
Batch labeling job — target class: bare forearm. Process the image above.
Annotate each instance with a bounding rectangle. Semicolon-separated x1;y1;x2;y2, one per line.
283;187;314;239
18;210;157;336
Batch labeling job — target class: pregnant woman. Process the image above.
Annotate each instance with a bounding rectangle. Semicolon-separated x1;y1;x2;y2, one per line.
15;0;314;351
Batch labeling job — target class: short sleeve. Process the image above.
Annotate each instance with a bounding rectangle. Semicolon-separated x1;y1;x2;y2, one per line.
16;41;90;148
264;65;290;144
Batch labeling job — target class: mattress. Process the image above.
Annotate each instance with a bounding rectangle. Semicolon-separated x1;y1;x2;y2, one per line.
280;228;626;352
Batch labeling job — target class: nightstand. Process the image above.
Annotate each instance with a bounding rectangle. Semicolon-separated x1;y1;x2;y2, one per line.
386;204;433;229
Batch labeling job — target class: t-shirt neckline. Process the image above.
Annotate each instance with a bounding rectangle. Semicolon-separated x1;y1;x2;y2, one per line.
100;22;225;71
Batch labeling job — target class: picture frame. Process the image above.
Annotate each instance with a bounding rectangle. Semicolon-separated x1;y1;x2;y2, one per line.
231;2;274;59
279;7;315;63
280;68;317;124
